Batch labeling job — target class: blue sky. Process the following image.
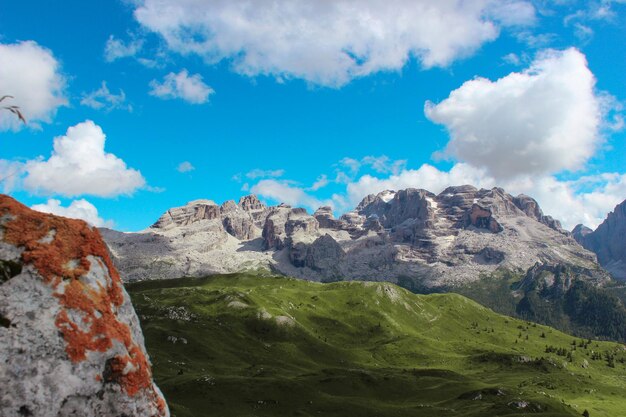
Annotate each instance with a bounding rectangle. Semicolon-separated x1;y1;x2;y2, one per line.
0;0;625;231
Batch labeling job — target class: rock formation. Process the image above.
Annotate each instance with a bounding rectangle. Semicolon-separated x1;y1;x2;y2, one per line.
573;199;626;280
102;186;600;289
0;196;168;417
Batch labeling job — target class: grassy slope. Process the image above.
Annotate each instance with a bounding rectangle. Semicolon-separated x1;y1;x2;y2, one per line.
128;273;626;417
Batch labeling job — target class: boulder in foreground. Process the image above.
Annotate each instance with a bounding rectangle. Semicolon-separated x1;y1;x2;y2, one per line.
0;195;169;417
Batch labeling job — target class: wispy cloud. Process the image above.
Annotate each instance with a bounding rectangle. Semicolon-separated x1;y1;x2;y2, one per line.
81;81;132;112
177;161;195;173
104;35;143;62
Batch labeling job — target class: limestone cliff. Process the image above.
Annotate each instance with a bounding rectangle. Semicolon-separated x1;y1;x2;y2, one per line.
573;199;626;280
102;186;601;288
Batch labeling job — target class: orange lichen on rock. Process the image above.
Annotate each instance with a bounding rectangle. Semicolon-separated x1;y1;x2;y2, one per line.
0;195;153;396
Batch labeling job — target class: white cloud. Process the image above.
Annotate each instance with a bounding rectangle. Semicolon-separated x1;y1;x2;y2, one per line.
23;120;146;197
502;52;522;65
308;175;329;191
133;0;535;86
425;48;604;179
339;157;362;175
149;70;214;104
104;35;143;62
502;173;626;229
0;41;67;130
345;163;494;206
80;81;131;112
31;199;113;228
246;169;285;180
362;156;407;175
0;160;25;193
337;155;407;178
250;179;327;210
177;161;195;173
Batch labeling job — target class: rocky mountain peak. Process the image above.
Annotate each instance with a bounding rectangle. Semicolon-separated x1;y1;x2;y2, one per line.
0;195;168;417
152;199;221;229
238;194;266;212
572;224;593;242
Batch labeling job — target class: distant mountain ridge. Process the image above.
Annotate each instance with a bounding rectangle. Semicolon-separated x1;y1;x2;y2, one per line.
101;185;602;287
572;199;626;280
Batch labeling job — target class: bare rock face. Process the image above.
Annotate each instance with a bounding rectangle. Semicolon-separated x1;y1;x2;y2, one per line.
102;187;600;288
573;199;626;279
289;234;344;274
0;196;168;417
313;206;342;229
262;206;292;250
513;194;567;235
152;199;221;229
220;200;257;240
465;204;503;233
238;195;268;227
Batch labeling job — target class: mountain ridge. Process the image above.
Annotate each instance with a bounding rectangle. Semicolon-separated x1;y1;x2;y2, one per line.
572;199;626;280
101;185;602;288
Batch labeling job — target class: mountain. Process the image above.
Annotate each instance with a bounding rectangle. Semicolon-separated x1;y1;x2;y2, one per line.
572;199;626;280
0;196;169;417
128;272;626;417
102;186;602;289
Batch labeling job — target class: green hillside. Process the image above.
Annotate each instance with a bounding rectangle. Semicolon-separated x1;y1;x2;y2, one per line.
127;273;626;417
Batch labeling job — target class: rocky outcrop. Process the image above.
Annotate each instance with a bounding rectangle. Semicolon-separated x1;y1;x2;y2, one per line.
313;206;342;229
573;199;626;280
572;224;593;242
102;188;600;288
152;199;221;229
289;234;344;275
515;262;608;295
0;196;168;417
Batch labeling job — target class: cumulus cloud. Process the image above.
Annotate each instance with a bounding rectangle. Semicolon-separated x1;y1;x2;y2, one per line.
23;120;146;197
177;161;195;173
104;35;143;62
80;81;131;112
133;0;535;86
31;199;113;227
149;70;214;104
425;48;604;179
250;179;327;210
0;41;67;130
502;173;626;229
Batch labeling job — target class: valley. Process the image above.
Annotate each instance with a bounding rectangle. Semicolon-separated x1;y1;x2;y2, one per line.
128;273;626;417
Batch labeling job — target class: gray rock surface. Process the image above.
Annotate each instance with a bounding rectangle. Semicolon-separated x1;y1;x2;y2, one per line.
0;195;168;417
103;188;601;288
573;199;626;279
